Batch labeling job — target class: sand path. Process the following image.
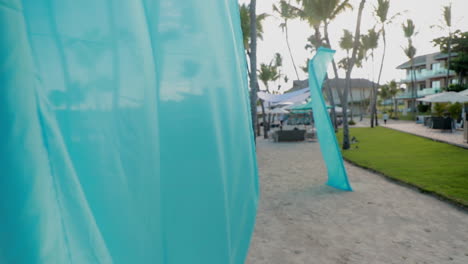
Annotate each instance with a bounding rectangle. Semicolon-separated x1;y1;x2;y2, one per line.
246;138;468;264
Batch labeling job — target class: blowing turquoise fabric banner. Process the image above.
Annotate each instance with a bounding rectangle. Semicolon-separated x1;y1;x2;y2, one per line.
308;47;352;191
0;0;258;263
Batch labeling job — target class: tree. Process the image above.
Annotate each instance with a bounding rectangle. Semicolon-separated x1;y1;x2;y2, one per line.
239;4;268;57
362;28;380;127
433;30;468;86
342;0;366;150
273;0;300;80
431;4;453;87
378;80;398;113
295;0;352;131
402;19;417;116
249;1;259;142
240;2;269;140
258;61;280;139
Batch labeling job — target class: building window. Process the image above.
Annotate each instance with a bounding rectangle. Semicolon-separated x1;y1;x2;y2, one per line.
432;80;441;89
419;83;426;90
432;63;441;71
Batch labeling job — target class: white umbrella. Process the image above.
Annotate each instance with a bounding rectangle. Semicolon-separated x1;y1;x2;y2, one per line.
417;92;468;103
459;89;468;97
267;108;289;114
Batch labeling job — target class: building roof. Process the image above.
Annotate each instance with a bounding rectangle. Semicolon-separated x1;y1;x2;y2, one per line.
396;54;429;69
433;52;458;60
287;78;377;93
396;52;457;69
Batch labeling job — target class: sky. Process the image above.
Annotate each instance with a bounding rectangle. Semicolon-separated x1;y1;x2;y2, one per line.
238;0;468;93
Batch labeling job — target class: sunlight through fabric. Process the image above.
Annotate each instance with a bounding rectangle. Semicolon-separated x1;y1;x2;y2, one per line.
0;0;258;263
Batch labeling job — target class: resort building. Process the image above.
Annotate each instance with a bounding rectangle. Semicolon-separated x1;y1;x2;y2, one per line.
396;52;457;104
288;78;376;115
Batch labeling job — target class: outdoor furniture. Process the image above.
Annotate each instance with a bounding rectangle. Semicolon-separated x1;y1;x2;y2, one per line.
416;115;430;124
273;129;306;142
305;129;316;141
429;116;453;131
423;116;432;127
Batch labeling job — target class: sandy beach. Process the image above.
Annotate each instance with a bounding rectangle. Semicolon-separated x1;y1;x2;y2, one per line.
246;138;468;264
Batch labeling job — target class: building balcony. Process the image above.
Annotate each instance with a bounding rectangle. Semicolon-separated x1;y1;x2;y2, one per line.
401;68;456;82
395;87;442;99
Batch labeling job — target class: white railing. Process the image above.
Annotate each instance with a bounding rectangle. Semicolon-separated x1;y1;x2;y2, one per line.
401;68;456;82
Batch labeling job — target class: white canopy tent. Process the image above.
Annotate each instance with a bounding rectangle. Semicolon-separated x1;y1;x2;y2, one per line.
459;89;468;97
257;88;309;104
417;92;468;103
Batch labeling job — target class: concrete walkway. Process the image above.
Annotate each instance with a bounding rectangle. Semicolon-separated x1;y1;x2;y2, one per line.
246;138;468;264
354;118;467;148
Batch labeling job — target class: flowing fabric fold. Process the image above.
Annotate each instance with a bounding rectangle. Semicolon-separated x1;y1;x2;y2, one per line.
308;47;352;191
0;0;258;263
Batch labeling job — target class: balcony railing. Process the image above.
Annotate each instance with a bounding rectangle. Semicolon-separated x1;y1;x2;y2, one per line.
395;87;442;99
401;68;456;82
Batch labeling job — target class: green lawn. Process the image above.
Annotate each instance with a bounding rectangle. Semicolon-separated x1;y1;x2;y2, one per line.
337;127;468;206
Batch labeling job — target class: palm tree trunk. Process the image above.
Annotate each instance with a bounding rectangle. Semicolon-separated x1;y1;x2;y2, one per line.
324;22;344;103
249;0;258;143
375;28;388;126
285;24;300;80
343;0;366;150
260;100;268;139
410;60;416;118
325;76;338;131
447;32;452;87
349;87;355;121
322;23;339;130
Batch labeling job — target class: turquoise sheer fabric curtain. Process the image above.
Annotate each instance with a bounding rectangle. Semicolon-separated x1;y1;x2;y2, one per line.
308;47;352;191
0;0;258;263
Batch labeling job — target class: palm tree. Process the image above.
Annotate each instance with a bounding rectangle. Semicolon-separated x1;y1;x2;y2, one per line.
342;0;366;150
375;0;401;126
298;0;352;100
294;0;351;131
402;19;417;115
273;0;300;80
258;62;280;139
339;29;356;121
387;80;399;117
240;2;268;141
431;4;453;88
362;28;380;127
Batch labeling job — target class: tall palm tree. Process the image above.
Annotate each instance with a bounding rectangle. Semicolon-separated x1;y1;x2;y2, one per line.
298;0;353;138
342;0;366;150
239;4;268;64
273;53;285;93
431;4;453;87
249;0;259;141
258;62;280;139
298;0;352;100
375;0;401;125
273;0;300;80
362;28;380;127
339;29;356;121
443;4;453;86
402;19;417;115
240;2;268;141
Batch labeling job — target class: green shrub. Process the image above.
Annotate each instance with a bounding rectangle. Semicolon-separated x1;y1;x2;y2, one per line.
433;103;448;117
417;104;430;113
448;102;462;119
349;120;356;125
446;84;467;92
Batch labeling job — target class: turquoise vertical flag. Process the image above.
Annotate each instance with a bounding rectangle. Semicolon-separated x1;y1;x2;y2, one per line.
308;47;352;191
0;0;258;263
